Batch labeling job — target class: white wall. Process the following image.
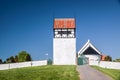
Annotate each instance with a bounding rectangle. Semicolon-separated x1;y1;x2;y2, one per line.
0;64;10;70
0;60;47;70
53;38;76;65
89;61;99;66
32;60;47;66
84;54;101;61
89;61;120;69
99;61;120;69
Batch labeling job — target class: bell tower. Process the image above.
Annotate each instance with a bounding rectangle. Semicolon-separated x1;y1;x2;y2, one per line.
53;18;76;65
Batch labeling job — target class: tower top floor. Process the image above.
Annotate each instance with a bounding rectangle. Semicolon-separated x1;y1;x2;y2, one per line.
54;18;75;29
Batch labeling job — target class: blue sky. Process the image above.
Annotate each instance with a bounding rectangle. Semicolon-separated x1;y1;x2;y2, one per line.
0;0;120;61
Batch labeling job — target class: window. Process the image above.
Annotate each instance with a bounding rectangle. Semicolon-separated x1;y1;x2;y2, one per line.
62;31;67;34
58;31;62;34
54;28;75;38
68;31;71;34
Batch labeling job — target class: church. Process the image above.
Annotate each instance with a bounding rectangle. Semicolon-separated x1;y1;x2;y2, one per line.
77;40;102;65
53;18;102;65
53;18;76;65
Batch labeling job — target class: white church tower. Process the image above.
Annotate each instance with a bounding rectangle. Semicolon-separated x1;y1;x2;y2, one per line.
53;18;76;65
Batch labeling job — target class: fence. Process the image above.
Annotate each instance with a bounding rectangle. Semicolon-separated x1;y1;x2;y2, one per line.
0;60;47;70
89;61;120;69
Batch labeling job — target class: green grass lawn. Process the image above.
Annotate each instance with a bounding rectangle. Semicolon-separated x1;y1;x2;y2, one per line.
0;65;79;80
92;66;120;80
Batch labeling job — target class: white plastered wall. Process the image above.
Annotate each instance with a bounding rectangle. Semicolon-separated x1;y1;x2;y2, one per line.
53;38;76;65
0;60;47;70
84;54;101;61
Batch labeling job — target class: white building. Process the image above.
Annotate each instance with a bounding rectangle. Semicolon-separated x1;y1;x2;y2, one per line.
78;40;102;65
53;18;76;65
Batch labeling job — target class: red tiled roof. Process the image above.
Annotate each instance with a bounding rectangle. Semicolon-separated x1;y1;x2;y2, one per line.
54;18;75;29
101;55;107;61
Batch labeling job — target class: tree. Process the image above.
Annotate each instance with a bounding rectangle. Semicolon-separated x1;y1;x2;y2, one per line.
3;61;6;64
6;58;11;63
25;54;32;61
104;55;112;61
14;55;18;62
9;56;15;63
18;51;32;62
113;58;120;62
0;59;2;64
115;58;120;62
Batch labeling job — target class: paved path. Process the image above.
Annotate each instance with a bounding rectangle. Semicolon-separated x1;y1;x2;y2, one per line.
77;65;112;80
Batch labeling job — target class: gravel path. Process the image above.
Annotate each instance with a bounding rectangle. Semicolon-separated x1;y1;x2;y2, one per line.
77;65;112;80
